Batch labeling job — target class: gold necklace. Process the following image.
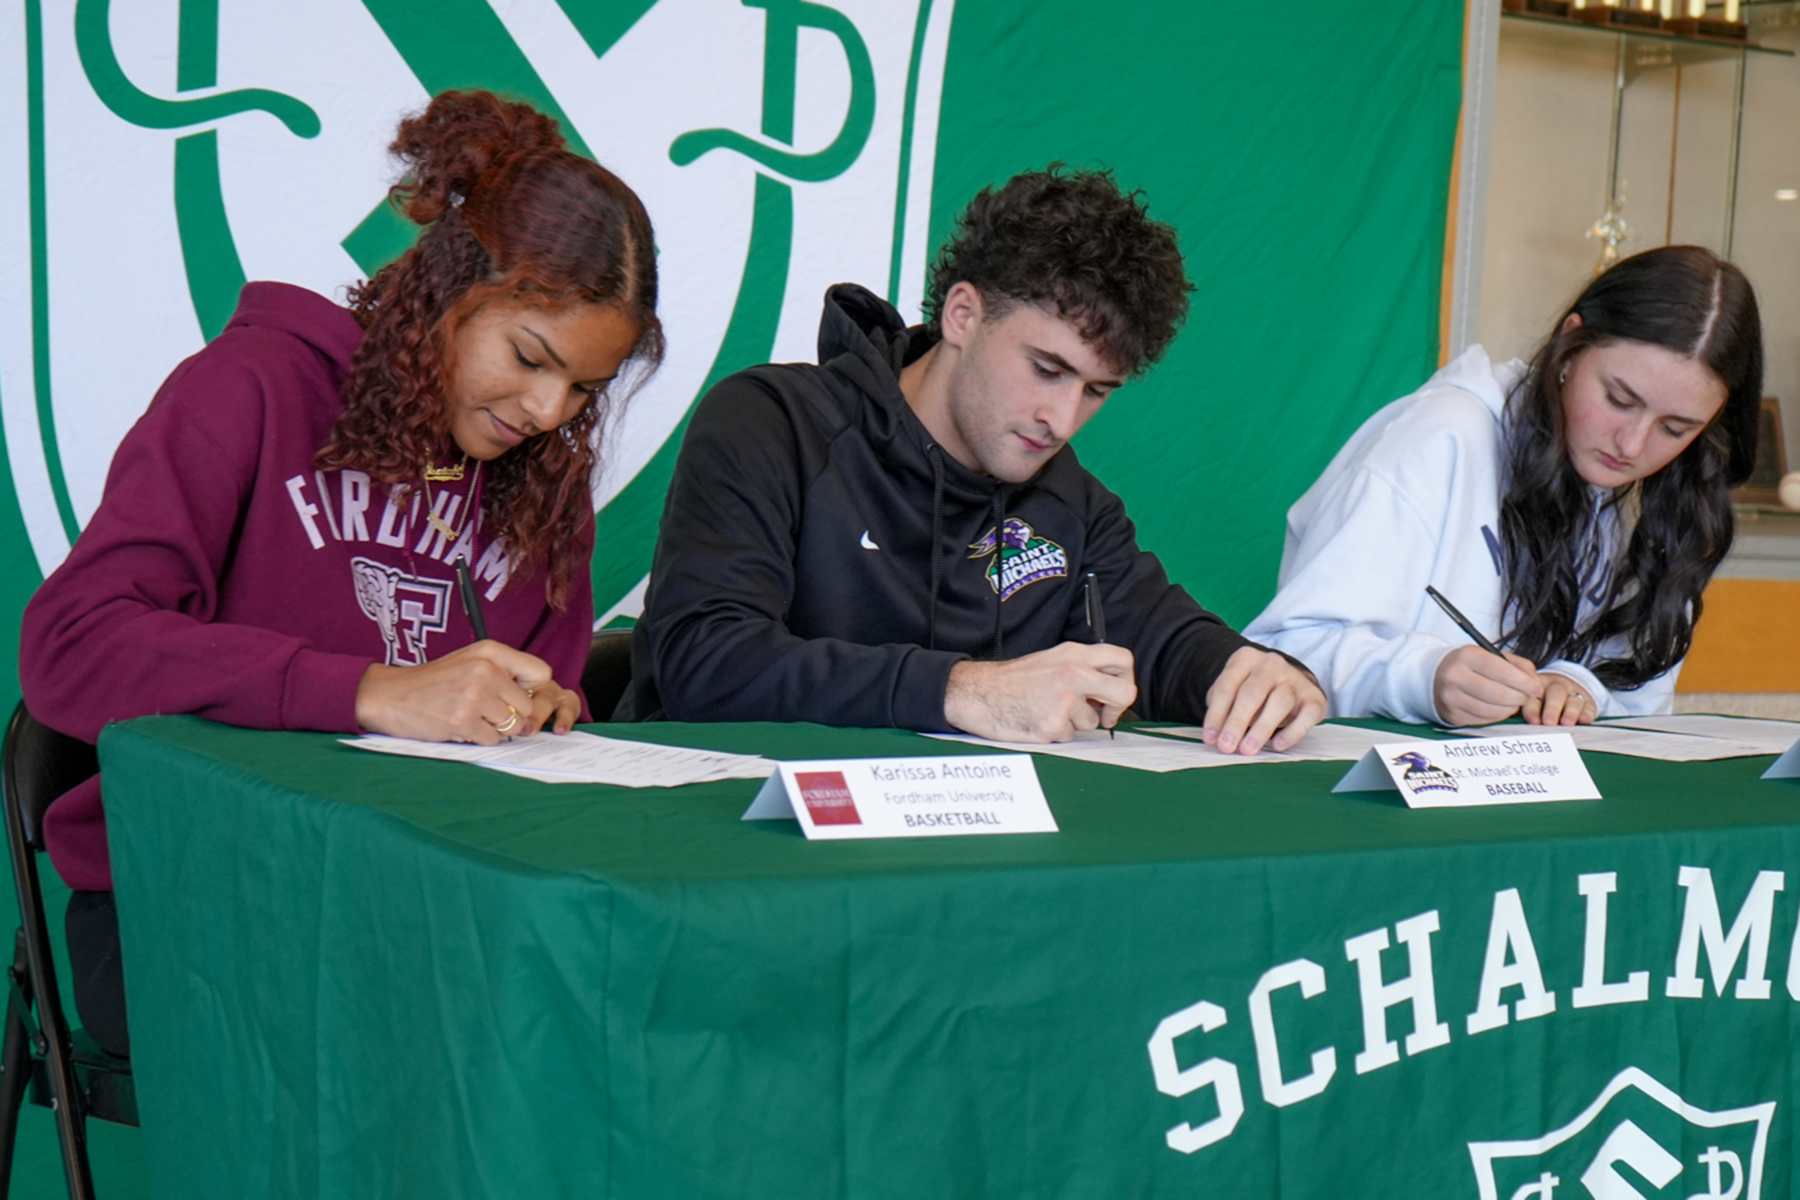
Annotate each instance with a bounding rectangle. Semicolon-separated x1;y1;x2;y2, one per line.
423;453;468;482
423;459;483;544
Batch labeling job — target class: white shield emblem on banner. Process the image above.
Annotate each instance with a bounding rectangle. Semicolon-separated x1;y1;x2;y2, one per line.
1469;1067;1774;1200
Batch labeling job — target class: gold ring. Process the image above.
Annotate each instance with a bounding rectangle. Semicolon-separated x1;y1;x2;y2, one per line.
494;706;520;734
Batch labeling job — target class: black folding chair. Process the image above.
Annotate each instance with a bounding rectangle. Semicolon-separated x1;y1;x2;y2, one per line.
581;627;635;722
0;703;135;1200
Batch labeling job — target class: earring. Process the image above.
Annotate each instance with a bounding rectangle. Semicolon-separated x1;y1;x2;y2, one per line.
1558;366;1567;385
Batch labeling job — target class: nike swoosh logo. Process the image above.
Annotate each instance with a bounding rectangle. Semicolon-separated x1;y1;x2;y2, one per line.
860;530;879;550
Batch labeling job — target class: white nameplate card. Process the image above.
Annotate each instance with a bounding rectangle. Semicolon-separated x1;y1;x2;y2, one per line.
742;755;1056;839
1761;737;1800;780
1333;733;1599;807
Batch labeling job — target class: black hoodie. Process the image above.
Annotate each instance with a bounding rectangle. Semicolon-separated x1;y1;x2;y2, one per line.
618;284;1255;728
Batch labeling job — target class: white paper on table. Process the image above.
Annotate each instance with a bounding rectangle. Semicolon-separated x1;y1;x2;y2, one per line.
483;763;607;784
485;761;776;785
1148;722;1398;762
687;759;779;783
1597;715;1800;756
1446;723;1769;762
922;729;1316;772
341;731;771;787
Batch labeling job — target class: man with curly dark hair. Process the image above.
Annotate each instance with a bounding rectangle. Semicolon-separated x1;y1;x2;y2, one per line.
920;166;1190;383
621;167;1324;750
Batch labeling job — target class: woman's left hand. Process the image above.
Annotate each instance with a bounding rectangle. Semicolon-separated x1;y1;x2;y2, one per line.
528;680;583;736
1525;673;1598;726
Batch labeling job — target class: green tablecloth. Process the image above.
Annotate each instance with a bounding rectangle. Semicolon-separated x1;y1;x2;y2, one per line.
98;717;1800;1198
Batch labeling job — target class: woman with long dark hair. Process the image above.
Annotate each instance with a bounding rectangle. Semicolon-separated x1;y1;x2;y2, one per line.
1246;245;1761;727
18;90;662;1055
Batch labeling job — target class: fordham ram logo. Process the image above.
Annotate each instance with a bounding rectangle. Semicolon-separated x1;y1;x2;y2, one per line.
350;557;451;668
1469;1067;1772;1200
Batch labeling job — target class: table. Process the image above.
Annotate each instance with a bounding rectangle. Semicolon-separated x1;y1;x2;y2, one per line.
99;717;1800;1198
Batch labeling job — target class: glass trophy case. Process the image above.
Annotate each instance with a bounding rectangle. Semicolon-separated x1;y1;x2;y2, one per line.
1481;4;1800;704
1485;2;1799;509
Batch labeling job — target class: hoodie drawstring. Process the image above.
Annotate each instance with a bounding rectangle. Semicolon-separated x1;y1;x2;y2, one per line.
989;487;1007;659
927;446;945;651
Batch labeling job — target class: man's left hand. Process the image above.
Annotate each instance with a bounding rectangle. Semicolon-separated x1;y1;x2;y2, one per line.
1200;645;1327;755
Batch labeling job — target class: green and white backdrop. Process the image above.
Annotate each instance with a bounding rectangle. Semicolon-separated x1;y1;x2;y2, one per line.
0;2;1460;1191
0;0;1463;716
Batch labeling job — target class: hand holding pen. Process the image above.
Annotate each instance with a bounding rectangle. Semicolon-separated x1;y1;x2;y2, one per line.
338;557;584;744
1423;586;1587;727
351;639;573;743
940;573;1134;743
450;554;585;738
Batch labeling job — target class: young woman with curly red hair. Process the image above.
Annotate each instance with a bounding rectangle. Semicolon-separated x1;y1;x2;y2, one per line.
19;90;662;1055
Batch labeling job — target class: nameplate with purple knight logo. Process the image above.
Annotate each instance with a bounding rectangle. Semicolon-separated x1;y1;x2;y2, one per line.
1332;733;1600;807
742;756;1057;839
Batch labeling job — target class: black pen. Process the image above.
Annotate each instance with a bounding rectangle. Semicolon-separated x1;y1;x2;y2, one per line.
1424;585;1503;657
1083;572;1115;738
456;555;489;642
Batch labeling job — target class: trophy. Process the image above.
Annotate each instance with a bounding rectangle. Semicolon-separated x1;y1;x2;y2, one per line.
1585;187;1632;275
1573;0;1668;31
1501;0;1575;17
1665;0;1748;40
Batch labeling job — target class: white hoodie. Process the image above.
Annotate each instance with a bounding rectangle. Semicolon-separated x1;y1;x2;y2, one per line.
1245;346;1678;723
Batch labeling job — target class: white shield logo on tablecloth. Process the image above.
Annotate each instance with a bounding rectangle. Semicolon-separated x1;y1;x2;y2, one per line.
1469;1067;1773;1200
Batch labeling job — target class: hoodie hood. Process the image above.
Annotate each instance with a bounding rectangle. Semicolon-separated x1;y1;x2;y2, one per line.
818;281;913;386
814;282;1023;508
1425;344;1528;424
813;283;1016;653
227;281;365;373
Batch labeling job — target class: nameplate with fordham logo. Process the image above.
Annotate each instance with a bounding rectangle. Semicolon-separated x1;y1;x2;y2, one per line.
1332;733;1600;807
742;755;1057;839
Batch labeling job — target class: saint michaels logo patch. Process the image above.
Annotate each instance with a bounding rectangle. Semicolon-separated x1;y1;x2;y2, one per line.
1392;750;1459;796
968;518;1069;600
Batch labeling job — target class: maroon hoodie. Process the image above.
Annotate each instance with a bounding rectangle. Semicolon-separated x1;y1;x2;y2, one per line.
20;283;594;890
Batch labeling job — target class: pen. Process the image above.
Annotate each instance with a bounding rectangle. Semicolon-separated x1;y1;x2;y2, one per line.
1424;585;1503;657
1084;572;1115;738
456;555;490;642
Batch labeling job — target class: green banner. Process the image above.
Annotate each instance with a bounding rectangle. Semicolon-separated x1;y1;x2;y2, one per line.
0;5;1462;1195
2;0;1463;674
102;716;1800;1198
932;4;1463;625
